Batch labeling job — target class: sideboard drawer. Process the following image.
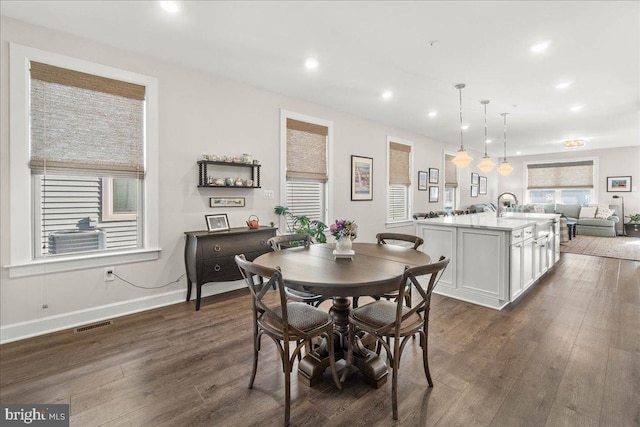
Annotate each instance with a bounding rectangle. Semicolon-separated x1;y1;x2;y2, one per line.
200;255;242;282
199;231;271;258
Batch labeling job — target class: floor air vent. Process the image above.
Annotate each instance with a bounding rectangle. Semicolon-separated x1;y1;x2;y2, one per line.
74;320;113;333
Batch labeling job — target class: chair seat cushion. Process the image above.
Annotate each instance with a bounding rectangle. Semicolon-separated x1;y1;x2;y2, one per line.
285;287;323;301
262;302;332;334
351;300;422;335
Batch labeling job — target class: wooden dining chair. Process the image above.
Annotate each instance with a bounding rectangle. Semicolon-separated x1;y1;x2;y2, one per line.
267;234;329;307
351;233;424;309
343;256;449;420
235;254;342;427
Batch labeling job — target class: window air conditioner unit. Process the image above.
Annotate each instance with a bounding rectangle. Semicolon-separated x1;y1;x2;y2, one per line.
48;230;107;255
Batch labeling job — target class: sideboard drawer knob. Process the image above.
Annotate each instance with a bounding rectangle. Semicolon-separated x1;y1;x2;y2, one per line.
260;240;266;245
214;264;221;272
214;245;221;252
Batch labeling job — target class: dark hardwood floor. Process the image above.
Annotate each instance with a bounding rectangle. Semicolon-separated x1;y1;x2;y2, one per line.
1;253;638;426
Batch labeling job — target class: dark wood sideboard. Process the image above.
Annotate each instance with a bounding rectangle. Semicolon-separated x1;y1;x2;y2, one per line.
184;226;276;310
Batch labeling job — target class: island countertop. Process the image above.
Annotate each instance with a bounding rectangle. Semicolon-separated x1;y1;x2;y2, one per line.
414;213;549;231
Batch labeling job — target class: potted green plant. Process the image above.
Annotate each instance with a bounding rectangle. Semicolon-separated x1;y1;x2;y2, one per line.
624;214;640;237
626;214;640;223
274;206;328;243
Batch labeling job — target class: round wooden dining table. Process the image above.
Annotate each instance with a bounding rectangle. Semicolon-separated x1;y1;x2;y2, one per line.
253;242;431;388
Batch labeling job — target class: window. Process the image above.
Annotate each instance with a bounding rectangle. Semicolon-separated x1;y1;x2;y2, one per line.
281;112;331;230
443;153;458;212
101;178;138;222
387;139;412;223
9;44;159;276
526;160;595;206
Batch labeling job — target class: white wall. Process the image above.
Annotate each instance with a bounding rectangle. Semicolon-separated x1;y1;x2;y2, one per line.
0;17;459;341
497;146;640;229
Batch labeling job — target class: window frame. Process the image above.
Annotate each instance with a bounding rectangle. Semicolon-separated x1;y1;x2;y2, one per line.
101;177;139;222
524;157;599;206
8;43;160;278
279;109;332;232
443;151;459;212
386;137;413;227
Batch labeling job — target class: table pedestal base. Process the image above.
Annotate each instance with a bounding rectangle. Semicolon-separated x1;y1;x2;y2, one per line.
298;296;388;388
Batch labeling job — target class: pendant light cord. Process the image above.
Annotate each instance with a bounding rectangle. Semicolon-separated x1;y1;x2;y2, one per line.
459;87;464;150
483;102;488;156
502;113;509;162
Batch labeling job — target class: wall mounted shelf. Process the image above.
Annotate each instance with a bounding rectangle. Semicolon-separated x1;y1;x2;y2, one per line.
197;160;262;188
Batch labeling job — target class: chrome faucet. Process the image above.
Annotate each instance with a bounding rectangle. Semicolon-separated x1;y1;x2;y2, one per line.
497;192;519;217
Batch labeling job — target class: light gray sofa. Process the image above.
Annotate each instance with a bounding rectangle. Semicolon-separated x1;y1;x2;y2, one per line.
505;203;620;237
555;204;619;237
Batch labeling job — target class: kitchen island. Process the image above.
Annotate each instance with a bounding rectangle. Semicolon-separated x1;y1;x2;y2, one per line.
415;212;560;309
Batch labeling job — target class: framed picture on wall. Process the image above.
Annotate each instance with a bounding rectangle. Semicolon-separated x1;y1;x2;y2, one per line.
429;186;439;203
210;197;245;208
479;176;487;195
429;168;439;184
471;185;479;198
607;176;632;192
471;172;479;185
351;155;373;200
418;171;428;190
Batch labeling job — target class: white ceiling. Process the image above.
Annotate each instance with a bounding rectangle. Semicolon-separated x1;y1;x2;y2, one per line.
2;1;639;157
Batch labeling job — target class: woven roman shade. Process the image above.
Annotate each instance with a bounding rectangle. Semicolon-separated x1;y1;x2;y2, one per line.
389;142;411;185
527;161;594;189
30;61;146;178
286;118;328;182
444;154;458;188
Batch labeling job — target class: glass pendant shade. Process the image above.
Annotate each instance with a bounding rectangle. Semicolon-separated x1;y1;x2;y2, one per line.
452;149;473;168
477;156;496;172
497;161;513;175
453;83;472;168
476;100;495;172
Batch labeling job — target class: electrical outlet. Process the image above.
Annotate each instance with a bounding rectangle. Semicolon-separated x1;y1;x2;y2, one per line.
264;190;274;200
104;267;115;282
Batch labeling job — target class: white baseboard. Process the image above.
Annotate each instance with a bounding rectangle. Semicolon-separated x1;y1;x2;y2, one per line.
0;281;245;344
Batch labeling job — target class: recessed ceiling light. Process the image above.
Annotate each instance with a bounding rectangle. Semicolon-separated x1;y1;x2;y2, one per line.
461;124;469;130
382;91;393;100
570;105;583;112
304;58;319;70
485;138;492;143
428;111;438;118
530;40;551;53
516;151;522;155
160;1;179;13
563;139;585;148
555;81;574;90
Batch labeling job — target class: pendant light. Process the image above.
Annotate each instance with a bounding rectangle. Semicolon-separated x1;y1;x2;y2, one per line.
497;113;514;175
476;100;496;172
451;83;473;168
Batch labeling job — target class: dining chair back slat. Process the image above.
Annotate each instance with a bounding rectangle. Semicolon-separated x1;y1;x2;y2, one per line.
235;254;342;426
344;255;449;421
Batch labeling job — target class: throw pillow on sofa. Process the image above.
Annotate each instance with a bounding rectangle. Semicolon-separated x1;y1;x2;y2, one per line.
579;206;597;218
595;207;614;219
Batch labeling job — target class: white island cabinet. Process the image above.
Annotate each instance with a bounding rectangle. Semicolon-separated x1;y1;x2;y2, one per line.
415;213;559;310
